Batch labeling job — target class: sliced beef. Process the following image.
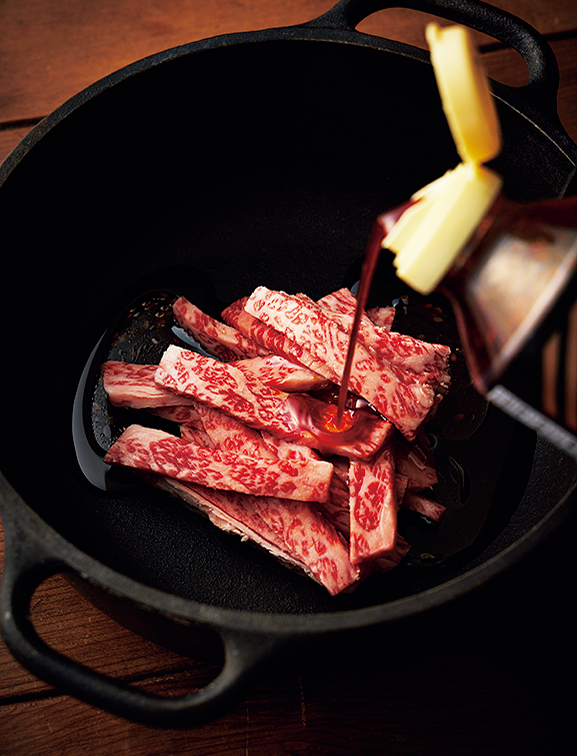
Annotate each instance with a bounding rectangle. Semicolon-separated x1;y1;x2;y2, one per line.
395;430;438;492
401;491;446;522
349;441;397;564
103;424;334;502
173;296;267;360
232;354;329;392
192;402;278;460
155;478;360;595
102;361;193;408
366;306;396;330
155;345;298;438
222;297;340;383
244;286;440;440
319;289;451;393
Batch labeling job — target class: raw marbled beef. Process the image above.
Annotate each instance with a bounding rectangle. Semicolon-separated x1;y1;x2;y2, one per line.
244;286;441;439
173;295;267;360
222;297;340;383
155;345;394;461
232;354;329;392
348;441;397;564
102;361;193;408
103;424;333;502
155;345;298;438
155;477;360;595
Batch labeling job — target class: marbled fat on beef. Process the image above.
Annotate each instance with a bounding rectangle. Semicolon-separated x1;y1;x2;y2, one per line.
232;354;329;392
103;424;333;502
102;361;193;408
173;296;267;360
155;477;360;595
222;297;341;383
155;345;299;438
244;286;445;439
349;441;397;564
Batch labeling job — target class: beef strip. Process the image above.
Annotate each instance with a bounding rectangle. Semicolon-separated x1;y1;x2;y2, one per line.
348;440;398;564
366;306;396;330
244;286;440;440
232;354;330;392
173;296;267;360
103;424;334;502
155;345;394;461
102;361;193;408
154;477;360;595
222;297;341;383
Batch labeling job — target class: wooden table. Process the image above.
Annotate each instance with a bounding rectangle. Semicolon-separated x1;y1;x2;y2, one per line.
1;1;576;753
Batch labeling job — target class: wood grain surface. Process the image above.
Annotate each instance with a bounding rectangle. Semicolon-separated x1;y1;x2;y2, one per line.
1;1;576;753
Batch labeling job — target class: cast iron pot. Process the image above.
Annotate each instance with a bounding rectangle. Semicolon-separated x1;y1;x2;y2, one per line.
1;0;577;727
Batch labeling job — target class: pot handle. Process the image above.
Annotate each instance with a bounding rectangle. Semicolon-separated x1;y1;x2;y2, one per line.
309;0;560;120
0;493;291;727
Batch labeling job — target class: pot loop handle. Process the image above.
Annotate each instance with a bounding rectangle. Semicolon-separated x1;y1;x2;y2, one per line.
0;495;291;727
308;0;560;121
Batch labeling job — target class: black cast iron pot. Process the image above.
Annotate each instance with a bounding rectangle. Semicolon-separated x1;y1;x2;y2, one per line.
1;0;577;727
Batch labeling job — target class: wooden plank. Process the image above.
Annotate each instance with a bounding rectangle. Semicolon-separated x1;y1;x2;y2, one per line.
0;581;220;701
1;0;576;125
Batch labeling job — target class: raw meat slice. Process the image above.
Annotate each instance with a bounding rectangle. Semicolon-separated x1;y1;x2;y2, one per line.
401;491;446;522
155;345;393;460
192;402;277;460
173;296;267;360
232;354;329;392
150;405;217;447
374;534;411;572
358;325;451;392
260;431;321;462
244;287;439;439
149;404;205;427
319;288;450;393
222;297;340;383
367;306;396;330
103;424;334;502
155;345;298;438
180;424;215;447
317;288;378;332
395;472;409;504
395;431;438;491
320;464;351;537
348;441;397;564
248;494;360;595
154;478;360;595
102;361;193;408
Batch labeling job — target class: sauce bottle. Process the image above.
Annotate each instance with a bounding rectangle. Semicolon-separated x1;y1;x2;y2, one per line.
382;24;577;458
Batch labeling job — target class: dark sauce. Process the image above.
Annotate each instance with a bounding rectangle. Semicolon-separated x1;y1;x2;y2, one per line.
336;219;387;423
286;394;379;456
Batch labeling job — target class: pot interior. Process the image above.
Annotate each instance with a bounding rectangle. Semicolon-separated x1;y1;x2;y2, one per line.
2;36;577;615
